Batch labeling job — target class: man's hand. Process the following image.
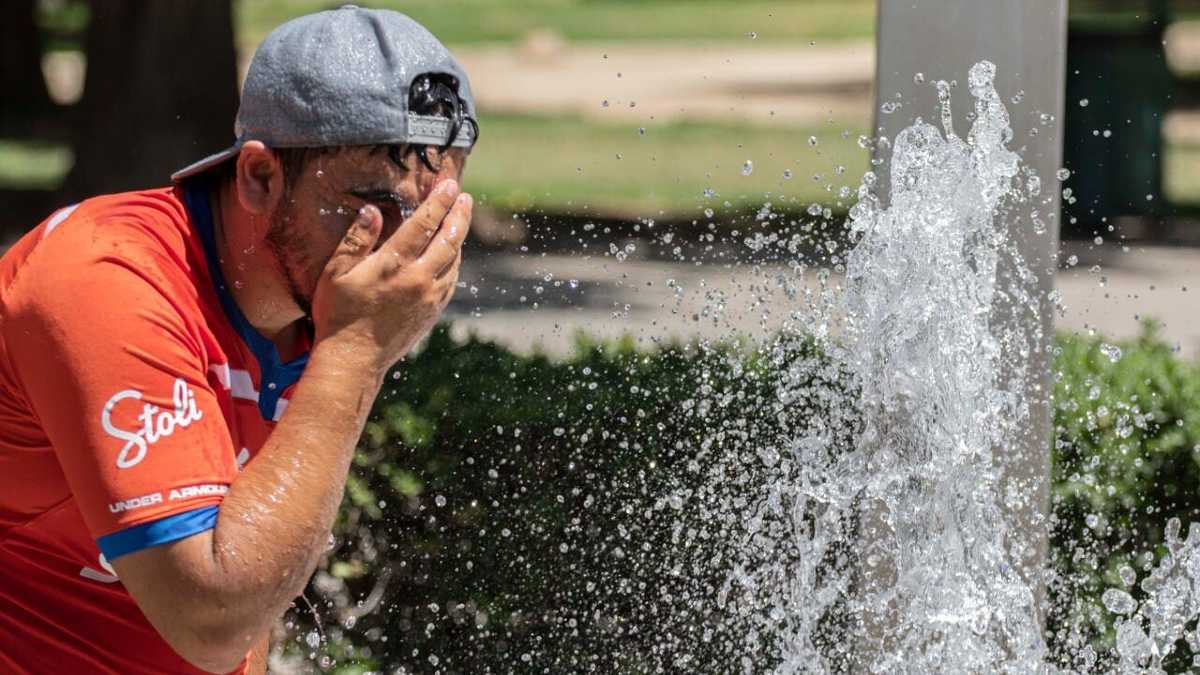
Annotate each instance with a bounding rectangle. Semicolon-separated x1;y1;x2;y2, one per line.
312;179;473;373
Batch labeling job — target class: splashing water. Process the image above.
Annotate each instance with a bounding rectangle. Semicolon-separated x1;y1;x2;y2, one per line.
690;61;1049;673
1099;518;1200;673
836;59;1046;673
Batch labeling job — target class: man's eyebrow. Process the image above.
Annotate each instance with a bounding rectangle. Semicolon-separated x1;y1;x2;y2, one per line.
347;187;404;202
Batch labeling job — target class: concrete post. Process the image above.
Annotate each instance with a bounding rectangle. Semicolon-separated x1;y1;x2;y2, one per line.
872;0;1066;617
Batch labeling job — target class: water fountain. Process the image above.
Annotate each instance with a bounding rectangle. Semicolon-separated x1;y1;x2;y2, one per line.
684;58;1052;674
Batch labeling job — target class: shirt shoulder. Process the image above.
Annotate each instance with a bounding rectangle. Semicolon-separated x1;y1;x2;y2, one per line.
1;186;212;321
0;188;221;402
28;187;196;270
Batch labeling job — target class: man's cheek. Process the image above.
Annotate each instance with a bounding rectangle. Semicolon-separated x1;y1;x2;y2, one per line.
318;204;357;236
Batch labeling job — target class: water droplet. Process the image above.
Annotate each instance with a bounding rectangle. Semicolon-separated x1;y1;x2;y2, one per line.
741;159;754;176
1100;343;1122;362
1102;588;1136;615
434;494;446;507
1026;175;1041;196
913;72;926;85
1056;168;1071;181
808;135;819;147
880;101;901;114
1094;236;1103;245
638;127;646;136
1079;98;1089;107
704;208;714;218
747;31;757;39
1119;565;1137;587
782;169;793;180
1066;254;1079;267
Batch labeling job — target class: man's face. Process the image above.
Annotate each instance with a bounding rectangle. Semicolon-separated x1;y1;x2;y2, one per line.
266;145;468;313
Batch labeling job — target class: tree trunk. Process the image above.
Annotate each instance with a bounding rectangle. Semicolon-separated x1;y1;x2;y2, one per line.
63;0;238;199
0;0;53;123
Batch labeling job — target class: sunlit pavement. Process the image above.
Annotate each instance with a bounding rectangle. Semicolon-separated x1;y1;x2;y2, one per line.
454;41;874;129
1056;240;1200;356
446;242;1200;359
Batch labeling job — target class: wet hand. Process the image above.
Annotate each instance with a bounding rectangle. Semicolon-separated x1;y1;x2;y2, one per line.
311;179;472;373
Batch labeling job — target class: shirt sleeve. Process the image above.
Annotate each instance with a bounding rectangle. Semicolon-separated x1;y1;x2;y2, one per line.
4;230;237;561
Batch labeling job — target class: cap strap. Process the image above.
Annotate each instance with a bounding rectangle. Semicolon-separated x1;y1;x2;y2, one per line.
407;113;476;148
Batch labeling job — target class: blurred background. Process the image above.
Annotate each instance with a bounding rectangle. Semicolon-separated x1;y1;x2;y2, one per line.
6;0;1200;229
5;0;1200;357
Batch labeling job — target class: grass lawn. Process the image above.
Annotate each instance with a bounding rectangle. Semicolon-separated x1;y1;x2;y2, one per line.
464;113;871;217
236;0;876;50
0;141;73;190
13;113;1200;220
0;114;871;220
1166;141;1200;205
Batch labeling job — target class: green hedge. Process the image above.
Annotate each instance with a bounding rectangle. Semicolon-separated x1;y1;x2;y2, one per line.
281;323;1200;673
1049;324;1200;672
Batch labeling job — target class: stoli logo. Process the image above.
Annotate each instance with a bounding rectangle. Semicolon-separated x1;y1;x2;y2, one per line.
101;378;204;469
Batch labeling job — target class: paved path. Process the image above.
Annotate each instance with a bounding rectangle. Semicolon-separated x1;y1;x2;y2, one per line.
446;241;1200;359
454;40;875;129
1057;240;1200;355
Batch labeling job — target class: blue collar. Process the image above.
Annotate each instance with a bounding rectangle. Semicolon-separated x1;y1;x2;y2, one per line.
182;179;309;421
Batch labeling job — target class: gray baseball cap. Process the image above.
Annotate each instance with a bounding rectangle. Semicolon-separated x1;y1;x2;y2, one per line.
172;4;477;182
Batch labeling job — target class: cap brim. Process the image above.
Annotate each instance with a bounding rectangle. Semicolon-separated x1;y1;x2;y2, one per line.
170;143;242;183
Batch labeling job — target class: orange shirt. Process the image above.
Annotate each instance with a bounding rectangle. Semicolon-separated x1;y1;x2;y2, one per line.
0;180;309;674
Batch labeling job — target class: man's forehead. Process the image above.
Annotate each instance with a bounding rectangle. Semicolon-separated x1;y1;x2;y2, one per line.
315;147;402;186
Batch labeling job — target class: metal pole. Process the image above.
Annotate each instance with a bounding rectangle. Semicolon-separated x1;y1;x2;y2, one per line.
871;0;1066;628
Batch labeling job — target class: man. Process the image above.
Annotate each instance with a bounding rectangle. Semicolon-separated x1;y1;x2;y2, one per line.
0;6;477;673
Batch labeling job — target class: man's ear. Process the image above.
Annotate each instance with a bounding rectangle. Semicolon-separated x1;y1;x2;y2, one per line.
234;141;285;217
